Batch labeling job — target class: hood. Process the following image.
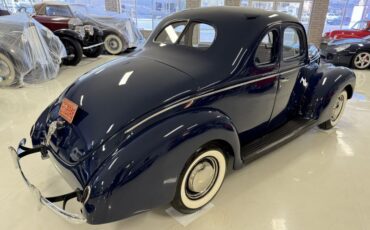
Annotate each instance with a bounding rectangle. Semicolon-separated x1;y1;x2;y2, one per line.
38;57;197;164
327;29;364;39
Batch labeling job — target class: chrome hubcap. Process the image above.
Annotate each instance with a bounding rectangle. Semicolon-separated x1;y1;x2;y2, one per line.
109;39;119;50
331;94;345;122
355;53;370;68
186;157;218;200
0;60;10;79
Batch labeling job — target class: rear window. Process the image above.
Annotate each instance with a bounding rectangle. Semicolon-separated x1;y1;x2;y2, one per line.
155;21;216;50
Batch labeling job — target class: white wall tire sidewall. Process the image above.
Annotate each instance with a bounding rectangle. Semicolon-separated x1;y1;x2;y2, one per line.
330;90;348;127
180;150;226;210
104;34;123;55
0;53;16;87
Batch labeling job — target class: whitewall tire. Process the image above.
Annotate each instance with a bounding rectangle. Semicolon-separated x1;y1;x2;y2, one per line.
318;90;348;130
172;147;227;213
0;53;17;87
104;34;124;55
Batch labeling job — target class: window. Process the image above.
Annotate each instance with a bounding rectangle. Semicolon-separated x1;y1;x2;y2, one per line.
283;27;302;59
155;21;187;44
45;6;73;17
155;22;216;49
179;23;216;49
352;21;369;30
255;31;276;65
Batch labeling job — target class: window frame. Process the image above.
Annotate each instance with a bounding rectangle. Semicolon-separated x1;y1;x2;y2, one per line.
253;28;280;68
281;25;305;62
153;19;217;50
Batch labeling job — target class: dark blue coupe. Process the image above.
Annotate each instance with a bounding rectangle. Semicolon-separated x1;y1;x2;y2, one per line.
10;7;355;224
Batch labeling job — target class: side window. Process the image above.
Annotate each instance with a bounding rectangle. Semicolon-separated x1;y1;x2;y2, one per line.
155;21;187;44
179;23;216;49
45;6;73;17
283;27;302;60
254;31;276;66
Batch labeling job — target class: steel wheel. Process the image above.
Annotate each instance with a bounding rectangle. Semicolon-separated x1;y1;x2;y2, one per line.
319;90;348;130
104;34;124;55
172;148;226;213
0;53;17;87
353;52;370;69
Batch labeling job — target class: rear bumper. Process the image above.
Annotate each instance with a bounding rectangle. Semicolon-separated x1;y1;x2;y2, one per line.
9;139;87;224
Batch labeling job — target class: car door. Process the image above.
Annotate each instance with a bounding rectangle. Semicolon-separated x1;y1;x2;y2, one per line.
269;23;307;127
33;5;71;31
235;27;280;142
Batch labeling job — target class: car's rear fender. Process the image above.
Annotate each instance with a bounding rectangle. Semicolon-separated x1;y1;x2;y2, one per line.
82;109;240;224
300;64;356;122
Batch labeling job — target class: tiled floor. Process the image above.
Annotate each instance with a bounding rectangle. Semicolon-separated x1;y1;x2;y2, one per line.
1;56;370;230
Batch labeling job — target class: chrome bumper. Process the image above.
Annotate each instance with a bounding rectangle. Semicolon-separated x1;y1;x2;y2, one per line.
9;139;86;224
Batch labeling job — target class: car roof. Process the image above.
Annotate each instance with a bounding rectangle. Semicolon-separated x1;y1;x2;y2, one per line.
142;7;302;87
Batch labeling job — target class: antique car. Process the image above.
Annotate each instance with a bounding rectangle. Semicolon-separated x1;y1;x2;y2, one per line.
321;35;370;69
0;14;66;87
70;3;145;55
10;7;356;224
323;20;370;42
33;2;104;65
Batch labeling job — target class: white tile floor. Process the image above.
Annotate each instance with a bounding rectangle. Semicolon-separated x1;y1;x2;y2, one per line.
1;56;370;230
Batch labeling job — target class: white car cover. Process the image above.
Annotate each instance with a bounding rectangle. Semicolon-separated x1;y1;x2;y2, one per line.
0;14;66;87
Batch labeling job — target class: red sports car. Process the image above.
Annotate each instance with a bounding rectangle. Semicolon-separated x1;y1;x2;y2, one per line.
324;20;370;41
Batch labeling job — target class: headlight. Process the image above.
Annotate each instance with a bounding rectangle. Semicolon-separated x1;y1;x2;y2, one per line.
68;18;83;29
74;26;85;38
334;44;350;52
84;25;94;36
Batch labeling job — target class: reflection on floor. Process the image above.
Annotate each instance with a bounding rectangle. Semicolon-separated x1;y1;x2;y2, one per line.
1;57;370;230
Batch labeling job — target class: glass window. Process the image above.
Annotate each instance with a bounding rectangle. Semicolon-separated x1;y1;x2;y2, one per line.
276;2;301;17
255;31;276;65
201;0;224;7
252;1;274;11
179;23;216;49
45;6;73;17
283;27;302;59
352;20;369;29
155;21;187;44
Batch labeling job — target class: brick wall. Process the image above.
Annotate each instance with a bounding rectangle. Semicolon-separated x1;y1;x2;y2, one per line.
308;0;329;46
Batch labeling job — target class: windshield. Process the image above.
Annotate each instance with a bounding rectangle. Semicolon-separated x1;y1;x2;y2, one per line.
352;21;368;30
45;5;73;17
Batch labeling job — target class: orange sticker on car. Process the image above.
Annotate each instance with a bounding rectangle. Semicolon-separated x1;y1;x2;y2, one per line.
59;98;78;124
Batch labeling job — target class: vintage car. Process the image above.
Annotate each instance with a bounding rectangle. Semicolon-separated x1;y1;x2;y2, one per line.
33;2;104;65
321;35;370;69
10;7;356;224
70;3;145;55
0;14;66;87
323;20;370;42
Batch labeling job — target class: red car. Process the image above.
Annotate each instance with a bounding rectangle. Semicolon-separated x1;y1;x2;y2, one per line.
324;20;370;41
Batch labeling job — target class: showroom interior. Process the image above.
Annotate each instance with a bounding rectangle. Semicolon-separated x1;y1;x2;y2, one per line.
1;0;370;229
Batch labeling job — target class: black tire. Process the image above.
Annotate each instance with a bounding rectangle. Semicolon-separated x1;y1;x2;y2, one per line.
0;52;20;87
61;37;82;66
318;90;348;130
171;145;227;214
83;45;103;58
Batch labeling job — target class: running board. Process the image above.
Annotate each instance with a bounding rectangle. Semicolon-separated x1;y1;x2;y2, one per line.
241;119;317;164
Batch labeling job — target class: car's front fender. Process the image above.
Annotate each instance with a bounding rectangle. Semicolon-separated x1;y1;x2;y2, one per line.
301;64;356;122
83;109;240;224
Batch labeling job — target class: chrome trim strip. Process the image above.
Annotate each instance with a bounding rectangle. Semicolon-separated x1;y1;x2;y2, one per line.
125;67;303;134
232;48;244;66
230;48;248;75
82;42;104;50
